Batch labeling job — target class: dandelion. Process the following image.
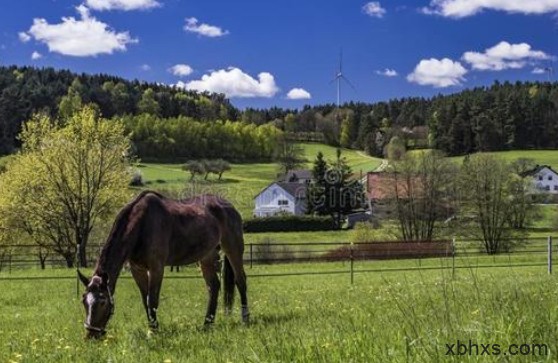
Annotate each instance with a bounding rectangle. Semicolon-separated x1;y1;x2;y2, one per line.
164;359;172;363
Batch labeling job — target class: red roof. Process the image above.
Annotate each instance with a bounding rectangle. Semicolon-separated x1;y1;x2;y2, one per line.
366;172;420;200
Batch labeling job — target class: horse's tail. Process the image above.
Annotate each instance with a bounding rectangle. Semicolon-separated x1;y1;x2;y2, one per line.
223;255;235;311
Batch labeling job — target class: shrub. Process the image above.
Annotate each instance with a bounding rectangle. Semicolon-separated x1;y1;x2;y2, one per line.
129;169;144;186
252;238;295;264
244;215;334;233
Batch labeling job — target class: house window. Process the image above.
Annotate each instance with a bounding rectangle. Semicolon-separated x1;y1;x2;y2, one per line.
549;176;553;181
539;176;544;181
278;200;289;206
545;185;550;191
554;185;558;191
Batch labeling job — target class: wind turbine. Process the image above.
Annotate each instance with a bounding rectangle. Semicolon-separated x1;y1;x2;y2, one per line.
330;50;356;108
544;66;554;82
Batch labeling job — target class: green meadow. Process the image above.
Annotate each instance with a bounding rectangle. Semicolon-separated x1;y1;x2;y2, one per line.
2;147;558;362
1;263;557;362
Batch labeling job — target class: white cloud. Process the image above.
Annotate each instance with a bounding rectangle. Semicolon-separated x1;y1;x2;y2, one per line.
140;64;151;71
286;88;311;100
184;17;228;37
180;67;279;98
532;67;550;74
31;51;42;60
422;0;558;18
85;0;160;11
169;64;193;77
18;32;31;43
22;5;137;57
375;68;398;77
363;2;386;18
462;41;550;71
407;58;467;88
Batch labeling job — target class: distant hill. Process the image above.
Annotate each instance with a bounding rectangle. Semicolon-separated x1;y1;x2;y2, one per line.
0;65;239;154
2;65;558;160
243;81;558;158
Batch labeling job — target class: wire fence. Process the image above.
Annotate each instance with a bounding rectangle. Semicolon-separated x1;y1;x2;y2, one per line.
0;236;555;282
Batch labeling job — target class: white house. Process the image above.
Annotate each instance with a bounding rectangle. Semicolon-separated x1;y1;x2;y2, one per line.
524;165;558;194
253;182;308;217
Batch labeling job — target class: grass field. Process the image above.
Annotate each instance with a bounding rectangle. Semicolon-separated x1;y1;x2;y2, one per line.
1;262;557;362
449;149;558;167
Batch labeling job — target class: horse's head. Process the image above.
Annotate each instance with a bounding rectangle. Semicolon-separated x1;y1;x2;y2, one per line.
78;270;114;339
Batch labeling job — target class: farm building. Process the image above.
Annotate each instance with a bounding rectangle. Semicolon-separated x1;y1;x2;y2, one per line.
253;182;308;217
522;165;558;194
364;172;400;218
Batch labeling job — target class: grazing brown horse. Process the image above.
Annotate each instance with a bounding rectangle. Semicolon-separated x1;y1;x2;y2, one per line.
77;191;249;338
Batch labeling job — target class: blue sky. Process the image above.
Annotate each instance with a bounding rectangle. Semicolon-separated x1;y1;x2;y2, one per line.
1;0;557;109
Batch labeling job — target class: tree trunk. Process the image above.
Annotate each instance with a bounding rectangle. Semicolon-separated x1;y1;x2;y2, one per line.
79;244;88;267
77;230;89;267
63;252;74;268
38;250;47;270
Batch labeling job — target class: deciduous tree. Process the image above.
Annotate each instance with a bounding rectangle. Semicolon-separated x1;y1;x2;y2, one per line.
0;106;132;267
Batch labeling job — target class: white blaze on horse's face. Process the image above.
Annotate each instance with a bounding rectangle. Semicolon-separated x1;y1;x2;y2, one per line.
82;276;114;338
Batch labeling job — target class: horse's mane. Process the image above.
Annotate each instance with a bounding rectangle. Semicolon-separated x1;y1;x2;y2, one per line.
95;190;164;273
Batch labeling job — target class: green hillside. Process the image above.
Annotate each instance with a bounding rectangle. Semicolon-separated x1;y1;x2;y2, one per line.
454;150;558;167
138;143;381;217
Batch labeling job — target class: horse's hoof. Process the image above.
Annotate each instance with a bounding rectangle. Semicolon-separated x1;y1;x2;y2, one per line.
148;321;159;331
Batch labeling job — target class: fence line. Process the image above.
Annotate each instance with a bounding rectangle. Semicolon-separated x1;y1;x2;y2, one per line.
0;237;556;283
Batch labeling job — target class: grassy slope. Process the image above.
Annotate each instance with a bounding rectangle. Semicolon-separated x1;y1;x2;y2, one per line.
138;143;382;218
449;149;558;167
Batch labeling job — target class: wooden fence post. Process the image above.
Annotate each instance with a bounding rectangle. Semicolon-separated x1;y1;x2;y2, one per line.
548;236;553;275
452;237;456;278
350;243;354;285
249;243;253;269
76;244;80;298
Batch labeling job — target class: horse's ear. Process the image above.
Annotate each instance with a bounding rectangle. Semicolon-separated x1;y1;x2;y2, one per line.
77;270;90;287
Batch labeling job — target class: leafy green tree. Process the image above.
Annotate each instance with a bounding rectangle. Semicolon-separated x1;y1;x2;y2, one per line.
138;88;160;116
183;160;206;180
340;116;352;148
274;136;306;175
214;159;231;180
58;78;84;120
0;106;132;267
385;136;406;161
459;154;525;254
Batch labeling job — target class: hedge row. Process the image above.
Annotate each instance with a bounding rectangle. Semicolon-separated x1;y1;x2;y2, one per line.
243;215;334;233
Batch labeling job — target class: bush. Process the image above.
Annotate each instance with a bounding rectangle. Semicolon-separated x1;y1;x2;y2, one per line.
244;215;334;233
129;169;144;186
253;238;295;264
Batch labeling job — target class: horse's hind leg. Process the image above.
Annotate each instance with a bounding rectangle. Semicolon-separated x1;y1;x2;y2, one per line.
200;250;221;326
224;253;249;323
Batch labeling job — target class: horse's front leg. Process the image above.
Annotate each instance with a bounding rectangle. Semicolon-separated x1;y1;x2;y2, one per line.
147;266;164;330
200;253;220;326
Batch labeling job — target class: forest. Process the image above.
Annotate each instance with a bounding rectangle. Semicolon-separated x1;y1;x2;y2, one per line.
1;65;558;160
0;65;238;154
